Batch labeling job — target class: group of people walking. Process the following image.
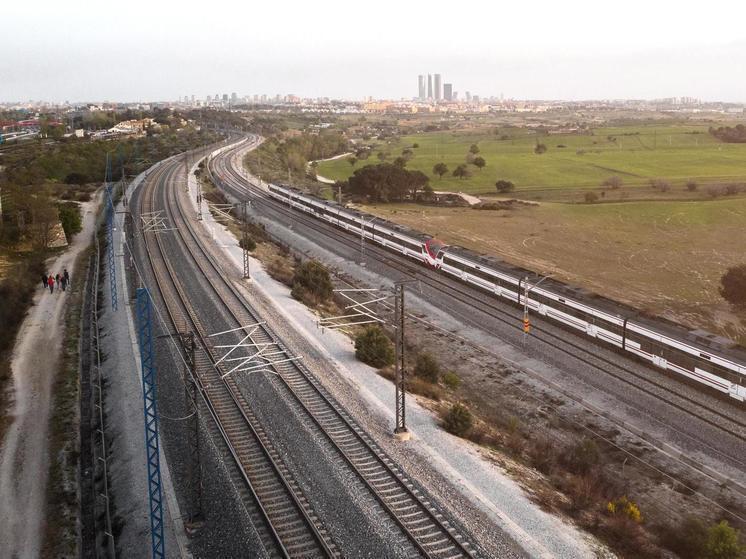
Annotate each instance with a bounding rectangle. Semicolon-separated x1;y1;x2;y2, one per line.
42;269;70;294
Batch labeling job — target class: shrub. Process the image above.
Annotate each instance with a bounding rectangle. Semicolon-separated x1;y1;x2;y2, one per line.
354;326;395;368
442;371;460;390
720;264;746;307
602;176;623;189
660;516;708;559
239;237;256;251
606;496;643;523
584;192;599;203
526;436;556;474
291;260;333;303
649;178;671;192
705;520;744;559
414;352;440;383
562;439;600;475
725;183;741;195
442;403;473;437
495;180;515;194
534;142;547;154
64;172;89;185
412;143;419;148
686;180;698;191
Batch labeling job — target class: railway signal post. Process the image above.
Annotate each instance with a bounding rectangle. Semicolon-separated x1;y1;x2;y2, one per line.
522;274;553;347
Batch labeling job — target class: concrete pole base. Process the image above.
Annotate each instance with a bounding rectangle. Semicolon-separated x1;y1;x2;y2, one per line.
394;430;411;442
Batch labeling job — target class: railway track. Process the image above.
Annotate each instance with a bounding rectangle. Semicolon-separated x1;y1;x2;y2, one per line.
138;152;478;558
139;158;337;558
208;139;746;468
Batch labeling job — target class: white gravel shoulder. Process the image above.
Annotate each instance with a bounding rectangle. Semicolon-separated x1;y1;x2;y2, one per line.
187;161;608;558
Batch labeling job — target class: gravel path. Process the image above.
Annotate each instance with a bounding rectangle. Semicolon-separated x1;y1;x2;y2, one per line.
0;196;99;558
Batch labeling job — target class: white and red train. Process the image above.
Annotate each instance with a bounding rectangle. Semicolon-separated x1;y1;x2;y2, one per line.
267;182;746;402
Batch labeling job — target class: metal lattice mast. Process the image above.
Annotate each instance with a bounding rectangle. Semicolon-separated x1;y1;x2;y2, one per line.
105;154;118;311
180;332;202;523
394;284;408;437
242;202;250;279
136;288;165;559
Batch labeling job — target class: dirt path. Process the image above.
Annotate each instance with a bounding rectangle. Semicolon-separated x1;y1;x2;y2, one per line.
0;197;99;558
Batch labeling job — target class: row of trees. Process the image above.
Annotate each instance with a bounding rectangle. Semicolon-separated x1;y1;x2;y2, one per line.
709;124;746;143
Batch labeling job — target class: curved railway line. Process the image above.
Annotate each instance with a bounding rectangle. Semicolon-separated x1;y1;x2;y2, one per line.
135;151;478;558
208;138;746;485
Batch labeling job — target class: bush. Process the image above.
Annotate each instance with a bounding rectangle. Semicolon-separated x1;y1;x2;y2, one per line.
495;180;515;194
442;403;473;437
442;371;460;390
649;178;671;192
57;202;82;240
239;237;256;251
63;172;89;185
705;520;744;559
562;439;600;474
720;264;746;307
606;496;643;523
291;260;333;303
602;176;623;189
584;192;599;203
686;180;698;191
534;142;547;154
660;516;708;558
414;352;440;383
354;326;395;368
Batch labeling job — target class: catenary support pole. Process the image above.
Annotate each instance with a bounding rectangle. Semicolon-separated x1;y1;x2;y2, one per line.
394;283;410;440
105;154;118;311
136;288;165;559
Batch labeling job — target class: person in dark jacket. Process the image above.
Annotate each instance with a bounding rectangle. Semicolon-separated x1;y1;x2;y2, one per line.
63;268;70;287
42;273;48;288
47;275;55;294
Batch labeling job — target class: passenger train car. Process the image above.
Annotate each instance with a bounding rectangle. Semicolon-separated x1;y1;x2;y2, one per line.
267;183;746;402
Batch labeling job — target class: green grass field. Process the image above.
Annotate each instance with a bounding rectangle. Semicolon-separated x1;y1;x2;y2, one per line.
318;123;746;201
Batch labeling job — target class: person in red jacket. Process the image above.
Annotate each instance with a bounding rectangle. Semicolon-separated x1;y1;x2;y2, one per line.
47;275;55;294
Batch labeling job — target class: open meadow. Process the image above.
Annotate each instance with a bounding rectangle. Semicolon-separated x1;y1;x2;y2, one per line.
318;122;746;202
361;196;746;343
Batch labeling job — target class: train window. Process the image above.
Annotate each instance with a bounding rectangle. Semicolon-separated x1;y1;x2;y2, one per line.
699;353;711;360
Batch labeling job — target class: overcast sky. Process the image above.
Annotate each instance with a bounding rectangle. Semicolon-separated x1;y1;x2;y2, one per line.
3;0;746;103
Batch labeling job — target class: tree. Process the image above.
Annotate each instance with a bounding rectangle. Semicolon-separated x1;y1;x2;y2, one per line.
346;163;429;202
686;180;698;191
433;162;449;179
705;521;744;559
720;264;746;307
452;164;471;180
401;148;414;160
412;143;419;148
602;176;623;189
57;202;82;240
495;180;515;194
348;156;358;167
469;143;480;154
355;326;395;368
534;142;548;155
377;151;388;161
472;156;486;171
393;156;408;169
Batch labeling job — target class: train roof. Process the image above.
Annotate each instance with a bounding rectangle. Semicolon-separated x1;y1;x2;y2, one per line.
442;246;746;362
273;184;745;362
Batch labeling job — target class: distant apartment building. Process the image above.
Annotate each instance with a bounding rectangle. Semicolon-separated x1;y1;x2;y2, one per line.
427;74;433;99
443;83;453;101
418;75;426;100
434;74;442;101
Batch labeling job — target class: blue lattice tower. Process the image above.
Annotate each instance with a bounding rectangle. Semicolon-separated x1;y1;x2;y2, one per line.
105;154;118;311
136;288;165;559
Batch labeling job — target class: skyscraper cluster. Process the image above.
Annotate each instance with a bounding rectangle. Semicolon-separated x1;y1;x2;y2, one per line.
417;74;455;102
